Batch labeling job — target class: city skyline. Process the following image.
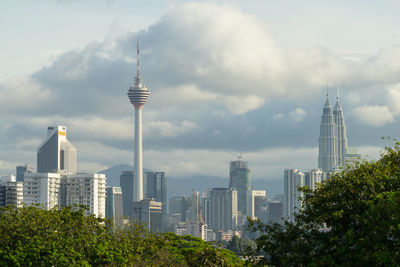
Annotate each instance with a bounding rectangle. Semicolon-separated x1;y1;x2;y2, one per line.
2;1;400;182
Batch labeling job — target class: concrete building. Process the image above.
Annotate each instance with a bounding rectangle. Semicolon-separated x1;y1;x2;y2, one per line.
16;165;34;182
305;169;323;191
37;126;77;174
229;158;251;216
127;40;150;202
247;190;267;219
106;186;123;226
284;169;304;222
210;188;238;232
131;199;162;232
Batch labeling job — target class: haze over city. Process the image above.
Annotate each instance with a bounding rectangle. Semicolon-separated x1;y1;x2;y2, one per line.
2;0;400;183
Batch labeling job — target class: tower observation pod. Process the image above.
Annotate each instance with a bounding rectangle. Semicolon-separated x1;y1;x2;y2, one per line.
127;39;149;201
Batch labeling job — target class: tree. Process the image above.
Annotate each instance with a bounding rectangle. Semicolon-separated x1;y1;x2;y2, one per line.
249;142;400;266
0;204;244;266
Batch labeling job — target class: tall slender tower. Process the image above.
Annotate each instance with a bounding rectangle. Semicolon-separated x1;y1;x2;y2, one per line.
333;90;348;167
318;95;337;172
127;40;150;201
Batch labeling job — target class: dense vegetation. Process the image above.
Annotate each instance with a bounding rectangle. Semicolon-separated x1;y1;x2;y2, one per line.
0;205;243;266
249;142;400;266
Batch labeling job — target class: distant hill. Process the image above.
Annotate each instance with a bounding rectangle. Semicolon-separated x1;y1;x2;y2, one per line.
100;165;282;200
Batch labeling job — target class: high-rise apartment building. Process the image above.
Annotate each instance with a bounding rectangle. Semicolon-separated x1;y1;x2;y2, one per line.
127;40;150;202
229;158;251;216
304;169;323;190
37;126;77;174
24;173;61;209
284;169;304;222
60;173;106;217
210;188;238;232
106;186;123;226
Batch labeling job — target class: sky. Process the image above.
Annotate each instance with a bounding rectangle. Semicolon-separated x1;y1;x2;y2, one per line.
1;0;400;182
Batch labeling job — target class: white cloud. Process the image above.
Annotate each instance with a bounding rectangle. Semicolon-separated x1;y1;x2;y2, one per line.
220;95;264;115
0;76;52;113
387;83;400;115
352;105;395;127
288;107;307;123
144;120;198;138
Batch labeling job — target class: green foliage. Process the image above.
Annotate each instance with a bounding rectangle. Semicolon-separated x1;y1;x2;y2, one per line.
249;142;400;266
226;235;256;256
0;204;244;266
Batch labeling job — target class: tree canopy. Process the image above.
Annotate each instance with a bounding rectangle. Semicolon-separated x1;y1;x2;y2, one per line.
249;142;400;266
0;205;244;266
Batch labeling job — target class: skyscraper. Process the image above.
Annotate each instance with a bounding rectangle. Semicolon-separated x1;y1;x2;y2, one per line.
120;171;133;217
127;40;149;202
37;126;77;174
318;96;337;172
318;92;349;172
334;94;348;167
229;157;251;216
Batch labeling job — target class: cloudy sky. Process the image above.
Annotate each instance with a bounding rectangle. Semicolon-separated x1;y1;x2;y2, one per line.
1;0;400;181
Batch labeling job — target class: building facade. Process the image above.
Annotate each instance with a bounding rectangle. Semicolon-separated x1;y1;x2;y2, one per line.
131;199;162;232
37;126;77;174
106;186;123;226
210;188;238;232
120;170;134;217
284;169;304;222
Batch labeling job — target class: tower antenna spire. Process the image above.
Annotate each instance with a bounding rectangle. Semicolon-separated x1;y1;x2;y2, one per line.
337;86;340;101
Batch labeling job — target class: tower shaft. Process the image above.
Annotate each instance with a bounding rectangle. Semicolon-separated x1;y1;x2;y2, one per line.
134;107;143;201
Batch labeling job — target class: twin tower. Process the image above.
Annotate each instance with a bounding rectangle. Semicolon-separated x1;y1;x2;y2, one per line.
318;94;348;172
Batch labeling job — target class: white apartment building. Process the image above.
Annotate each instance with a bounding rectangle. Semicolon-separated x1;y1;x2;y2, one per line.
24;173;61;209
60;173;106;218
23;172;106;218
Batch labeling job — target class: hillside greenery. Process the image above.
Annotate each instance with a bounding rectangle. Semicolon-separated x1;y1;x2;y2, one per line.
0;205;244;266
